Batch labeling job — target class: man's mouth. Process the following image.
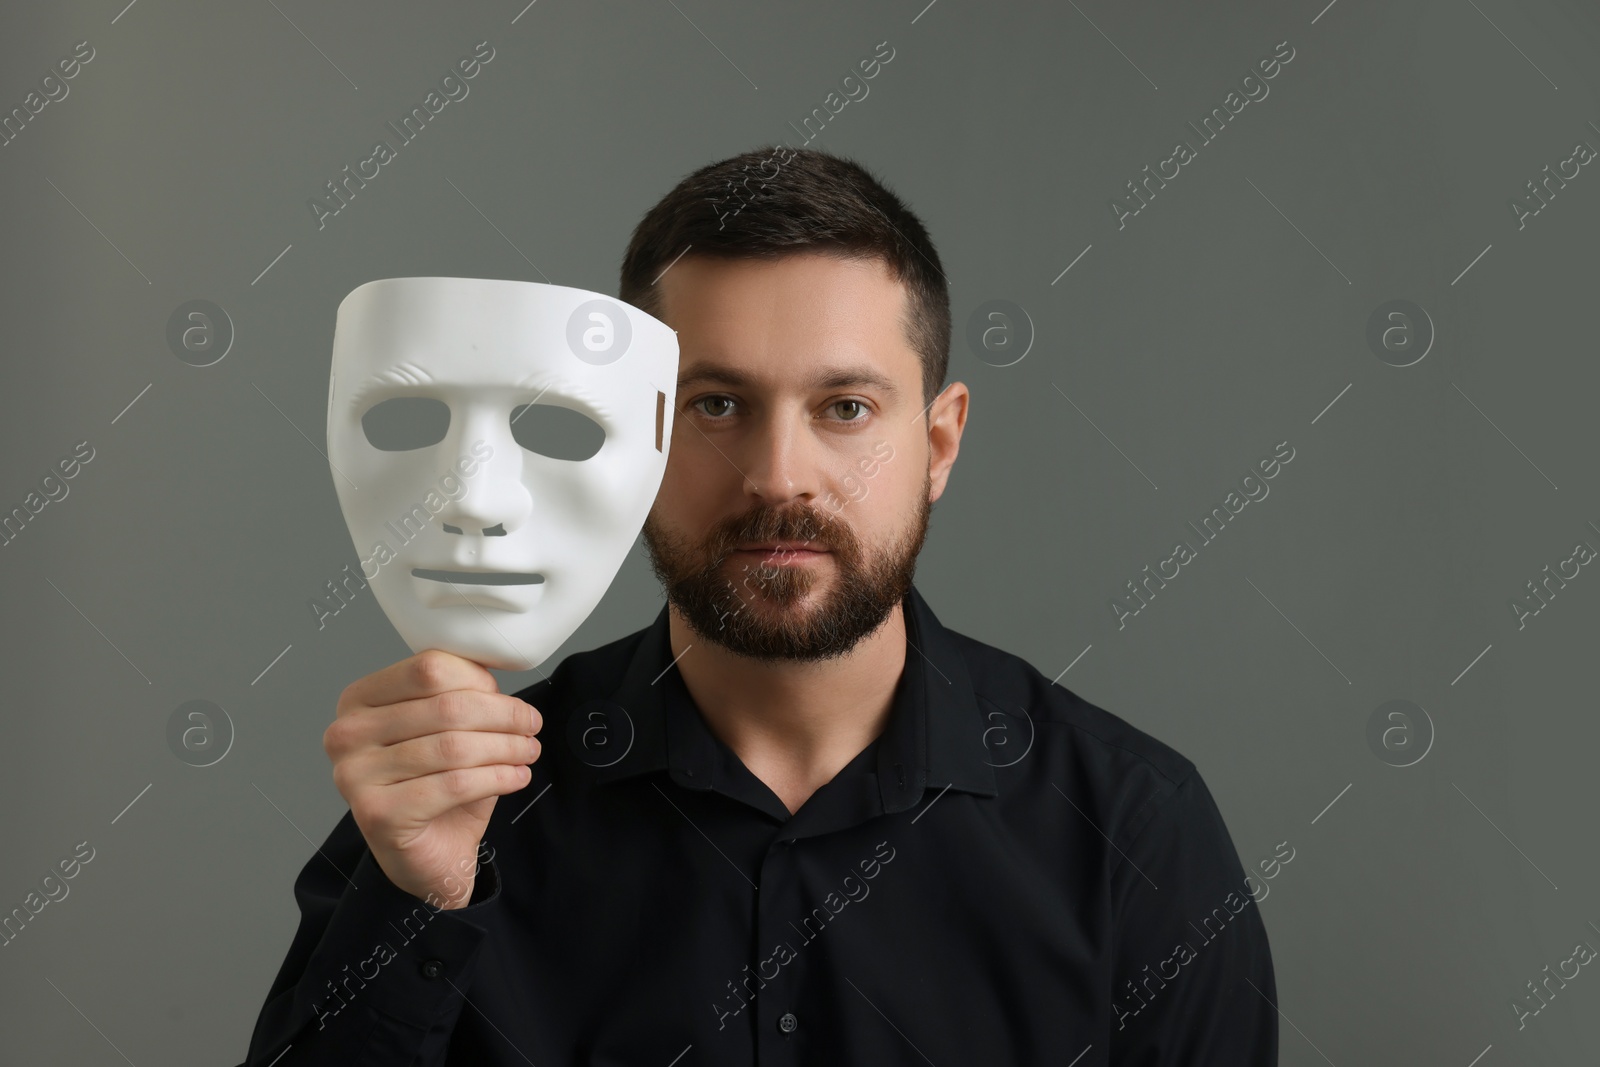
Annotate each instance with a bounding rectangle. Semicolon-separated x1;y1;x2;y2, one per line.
730;542;829;563
411;568;545;586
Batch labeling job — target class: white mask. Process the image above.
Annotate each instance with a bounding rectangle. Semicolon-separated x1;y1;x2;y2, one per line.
326;277;678;671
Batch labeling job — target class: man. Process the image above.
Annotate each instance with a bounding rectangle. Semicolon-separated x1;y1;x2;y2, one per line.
242;146;1278;1064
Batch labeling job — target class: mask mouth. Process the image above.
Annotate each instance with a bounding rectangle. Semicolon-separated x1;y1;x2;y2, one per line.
411;568;545;586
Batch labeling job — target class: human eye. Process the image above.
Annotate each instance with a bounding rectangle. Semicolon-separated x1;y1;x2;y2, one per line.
825;398;873;424
689;394;739;420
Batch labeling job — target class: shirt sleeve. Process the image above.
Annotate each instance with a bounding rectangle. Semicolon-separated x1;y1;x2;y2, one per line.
1107;770;1279;1066
240;809;503;1066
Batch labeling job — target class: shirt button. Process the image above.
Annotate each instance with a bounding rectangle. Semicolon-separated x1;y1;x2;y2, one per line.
778;1012;798;1033
421;959;444;979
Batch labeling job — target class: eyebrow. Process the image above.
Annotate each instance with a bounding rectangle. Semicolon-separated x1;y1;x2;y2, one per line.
676;362;902;401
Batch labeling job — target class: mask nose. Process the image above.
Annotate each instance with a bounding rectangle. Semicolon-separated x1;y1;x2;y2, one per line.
435;410;532;537
443;520;505;536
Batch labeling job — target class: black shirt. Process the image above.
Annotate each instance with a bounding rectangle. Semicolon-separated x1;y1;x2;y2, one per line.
242;584;1278;1065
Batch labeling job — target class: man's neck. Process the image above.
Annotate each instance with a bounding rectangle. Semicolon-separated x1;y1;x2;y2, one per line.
666;599;908;814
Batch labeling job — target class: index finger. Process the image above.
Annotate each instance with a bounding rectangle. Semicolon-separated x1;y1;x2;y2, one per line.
341;648;500;712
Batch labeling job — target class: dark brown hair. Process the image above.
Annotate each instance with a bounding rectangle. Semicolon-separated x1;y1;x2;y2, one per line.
618;145;950;413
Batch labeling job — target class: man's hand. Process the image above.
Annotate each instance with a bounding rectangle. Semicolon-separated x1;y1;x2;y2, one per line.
323;649;541;909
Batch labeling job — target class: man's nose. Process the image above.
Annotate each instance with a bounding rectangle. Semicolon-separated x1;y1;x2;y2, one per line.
738;407;824;504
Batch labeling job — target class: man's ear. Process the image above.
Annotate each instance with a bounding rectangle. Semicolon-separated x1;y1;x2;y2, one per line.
926;382;968;503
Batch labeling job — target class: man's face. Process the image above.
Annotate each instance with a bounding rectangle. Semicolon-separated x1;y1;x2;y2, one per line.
641;251;948;662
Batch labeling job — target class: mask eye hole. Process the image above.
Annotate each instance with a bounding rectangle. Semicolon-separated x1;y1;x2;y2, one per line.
361;396;451;451
509;403;605;461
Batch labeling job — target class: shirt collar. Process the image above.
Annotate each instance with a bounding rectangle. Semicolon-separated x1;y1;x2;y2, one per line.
582;584;998;814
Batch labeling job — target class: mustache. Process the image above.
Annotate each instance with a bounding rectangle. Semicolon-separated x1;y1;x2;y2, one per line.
712;504;840;554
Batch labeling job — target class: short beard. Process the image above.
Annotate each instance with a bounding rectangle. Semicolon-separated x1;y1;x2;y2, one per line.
641;471;932;663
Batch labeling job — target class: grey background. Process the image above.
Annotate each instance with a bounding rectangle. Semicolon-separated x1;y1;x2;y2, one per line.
1;0;1596;1063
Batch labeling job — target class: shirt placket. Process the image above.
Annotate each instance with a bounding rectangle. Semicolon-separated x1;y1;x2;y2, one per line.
752;832;805;1066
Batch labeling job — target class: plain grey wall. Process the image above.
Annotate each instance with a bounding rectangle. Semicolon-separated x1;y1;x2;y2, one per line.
2;0;1597;1063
